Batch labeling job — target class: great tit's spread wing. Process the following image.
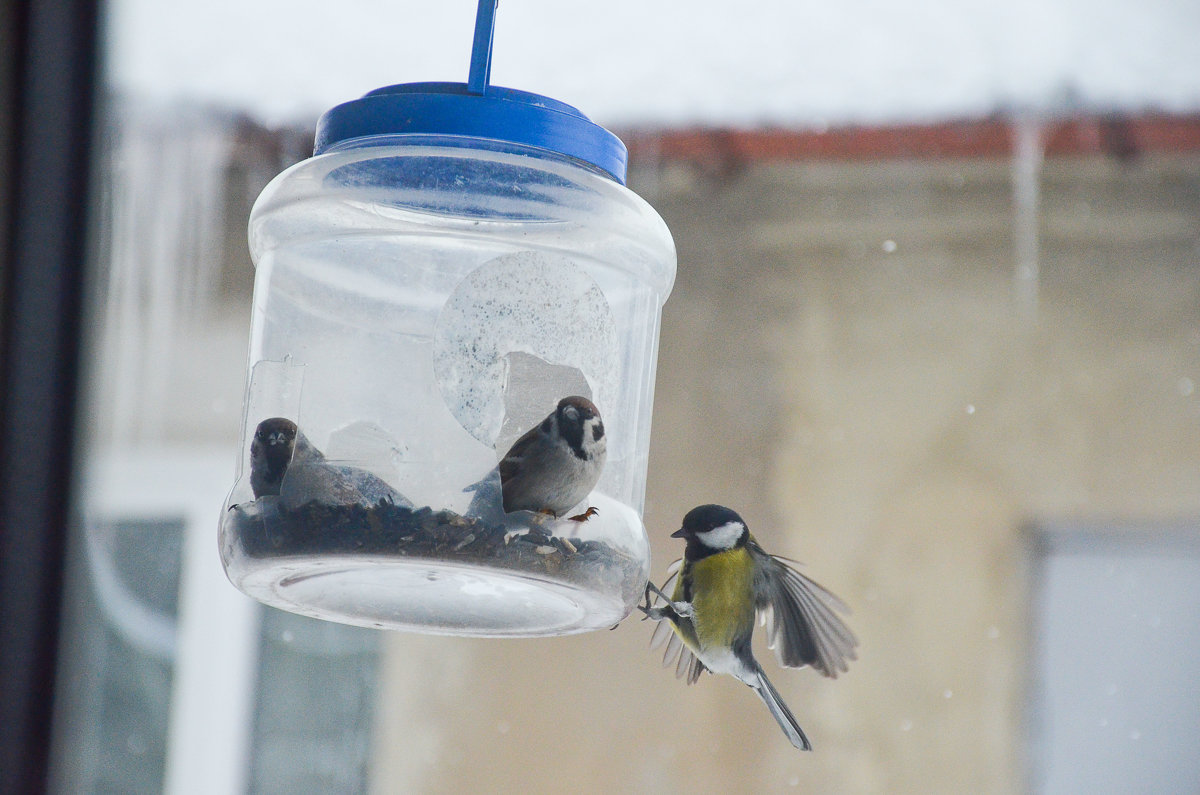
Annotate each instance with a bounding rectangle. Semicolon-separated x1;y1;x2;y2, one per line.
647;561;680;654
653;628;705;684
647;561;706;684
750;542;858;678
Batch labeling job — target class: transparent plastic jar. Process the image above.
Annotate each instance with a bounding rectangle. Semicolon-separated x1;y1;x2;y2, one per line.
219;83;676;637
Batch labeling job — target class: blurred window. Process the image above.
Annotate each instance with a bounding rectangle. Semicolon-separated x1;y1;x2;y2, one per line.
1031;525;1200;793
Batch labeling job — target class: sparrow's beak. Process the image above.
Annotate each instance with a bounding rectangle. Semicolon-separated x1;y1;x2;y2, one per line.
671;528;686;538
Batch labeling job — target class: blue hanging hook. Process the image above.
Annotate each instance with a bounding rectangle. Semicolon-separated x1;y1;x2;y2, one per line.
313;0;627;182
468;0;499;95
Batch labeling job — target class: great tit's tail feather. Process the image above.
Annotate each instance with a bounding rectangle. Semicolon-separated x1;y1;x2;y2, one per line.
752;667;812;751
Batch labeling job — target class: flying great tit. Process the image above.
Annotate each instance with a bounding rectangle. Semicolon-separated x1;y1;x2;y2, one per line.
640;504;857;751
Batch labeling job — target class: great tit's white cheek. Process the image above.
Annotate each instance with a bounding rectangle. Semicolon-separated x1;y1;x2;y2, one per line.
697;521;746;550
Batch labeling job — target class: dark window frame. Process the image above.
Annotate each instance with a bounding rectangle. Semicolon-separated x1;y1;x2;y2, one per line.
0;1;101;792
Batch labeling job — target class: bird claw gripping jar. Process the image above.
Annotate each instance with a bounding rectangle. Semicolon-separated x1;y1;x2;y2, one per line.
218;80;676;637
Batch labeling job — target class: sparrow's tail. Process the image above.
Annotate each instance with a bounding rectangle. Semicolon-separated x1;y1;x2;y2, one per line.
751;666;812;751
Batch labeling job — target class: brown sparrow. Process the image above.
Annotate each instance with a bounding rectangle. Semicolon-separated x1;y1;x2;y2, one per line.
249;417;410;509
466;396;606;522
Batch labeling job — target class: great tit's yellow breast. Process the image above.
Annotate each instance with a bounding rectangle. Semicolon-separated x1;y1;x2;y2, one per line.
675;547;756;651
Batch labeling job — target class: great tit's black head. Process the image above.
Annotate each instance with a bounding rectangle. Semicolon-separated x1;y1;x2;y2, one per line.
673;504;749;552
555;395;605;459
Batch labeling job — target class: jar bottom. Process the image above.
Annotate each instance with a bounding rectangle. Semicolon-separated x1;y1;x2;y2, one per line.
232;555;630;636
219;492;648;636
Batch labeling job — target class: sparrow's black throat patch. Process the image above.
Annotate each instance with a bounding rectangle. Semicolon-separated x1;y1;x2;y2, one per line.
558;405;589;460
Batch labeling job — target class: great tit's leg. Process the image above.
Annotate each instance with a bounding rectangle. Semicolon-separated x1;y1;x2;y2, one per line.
639;580;693;621
638;580;664;620
645;580;673;603
638;603;670;621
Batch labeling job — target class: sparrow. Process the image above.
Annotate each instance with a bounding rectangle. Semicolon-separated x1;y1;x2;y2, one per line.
465;396;606;522
640;504;857;751
250;417;310;498
249;417;411;509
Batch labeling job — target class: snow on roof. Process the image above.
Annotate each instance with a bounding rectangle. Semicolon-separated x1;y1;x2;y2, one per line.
107;0;1200;128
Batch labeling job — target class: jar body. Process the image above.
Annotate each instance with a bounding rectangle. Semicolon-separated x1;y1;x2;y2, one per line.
219;137;676;636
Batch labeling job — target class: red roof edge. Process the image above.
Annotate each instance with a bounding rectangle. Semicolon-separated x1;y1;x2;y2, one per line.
619;113;1200;163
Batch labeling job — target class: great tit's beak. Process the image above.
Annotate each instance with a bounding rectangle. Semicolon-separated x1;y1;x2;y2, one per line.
671;528;686;538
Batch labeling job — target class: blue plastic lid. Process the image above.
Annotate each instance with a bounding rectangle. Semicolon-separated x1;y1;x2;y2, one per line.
314;82;629;184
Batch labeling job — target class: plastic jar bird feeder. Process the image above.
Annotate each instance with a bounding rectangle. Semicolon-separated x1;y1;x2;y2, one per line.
218;1;677;637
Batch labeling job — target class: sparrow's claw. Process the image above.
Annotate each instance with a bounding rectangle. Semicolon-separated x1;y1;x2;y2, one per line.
567;506;599;522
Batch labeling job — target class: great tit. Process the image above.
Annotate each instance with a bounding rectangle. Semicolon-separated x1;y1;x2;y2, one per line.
639;504;857;751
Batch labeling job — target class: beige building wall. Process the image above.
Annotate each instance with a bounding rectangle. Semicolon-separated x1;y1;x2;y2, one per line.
370;152;1200;793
